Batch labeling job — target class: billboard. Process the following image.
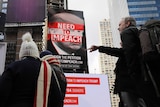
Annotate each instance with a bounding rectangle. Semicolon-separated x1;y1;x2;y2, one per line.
47;8;88;73
64;73;111;107
6;0;45;23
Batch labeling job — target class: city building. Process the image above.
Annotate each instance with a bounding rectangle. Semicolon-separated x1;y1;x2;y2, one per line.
127;0;160;26
99;19;119;107
108;0;160;47
106;0;160;107
0;0;66;69
108;0;129;48
107;0;160;61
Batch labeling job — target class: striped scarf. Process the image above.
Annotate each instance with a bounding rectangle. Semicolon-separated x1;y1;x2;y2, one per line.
34;60;52;107
41;55;60;66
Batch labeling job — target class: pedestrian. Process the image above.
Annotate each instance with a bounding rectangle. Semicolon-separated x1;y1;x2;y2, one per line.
0;32;63;107
88;45;137;107
88;16;146;107
40;50;67;107
138;19;160;107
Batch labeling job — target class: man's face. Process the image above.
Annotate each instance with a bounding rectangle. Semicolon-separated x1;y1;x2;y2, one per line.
118;19;128;33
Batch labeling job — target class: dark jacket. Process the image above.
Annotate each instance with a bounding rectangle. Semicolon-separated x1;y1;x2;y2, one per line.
0;57;41;107
0;56;65;107
120;26;160;106
120;26;142;81
98;46;136;94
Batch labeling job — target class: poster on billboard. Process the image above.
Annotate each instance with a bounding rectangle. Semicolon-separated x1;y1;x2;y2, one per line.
6;0;45;23
64;73;111;107
47;8;88;73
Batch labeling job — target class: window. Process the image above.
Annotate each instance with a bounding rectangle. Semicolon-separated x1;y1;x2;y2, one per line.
2;3;7;8
3;0;8;2
2;9;7;13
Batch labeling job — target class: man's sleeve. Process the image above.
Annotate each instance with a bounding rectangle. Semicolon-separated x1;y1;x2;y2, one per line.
98;46;123;57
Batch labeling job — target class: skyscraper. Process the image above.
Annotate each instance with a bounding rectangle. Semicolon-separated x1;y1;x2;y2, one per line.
99;19;119;107
107;0;160;106
127;0;160;26
108;0;129;47
108;0;160;47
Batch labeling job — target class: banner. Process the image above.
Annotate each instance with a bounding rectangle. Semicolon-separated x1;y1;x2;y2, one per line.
47;8;88;73
64;73;111;107
6;0;45;23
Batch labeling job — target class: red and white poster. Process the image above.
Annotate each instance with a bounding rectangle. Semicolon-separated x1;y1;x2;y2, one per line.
64;73;111;107
47;8;88;73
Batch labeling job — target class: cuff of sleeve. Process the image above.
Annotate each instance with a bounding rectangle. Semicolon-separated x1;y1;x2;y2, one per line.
98;46;103;52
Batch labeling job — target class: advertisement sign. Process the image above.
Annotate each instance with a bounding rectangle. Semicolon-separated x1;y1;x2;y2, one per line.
47;8;88;73
6;0;45;23
64;73;111;107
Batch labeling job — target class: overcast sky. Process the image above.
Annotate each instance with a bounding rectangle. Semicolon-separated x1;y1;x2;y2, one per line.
68;0;109;74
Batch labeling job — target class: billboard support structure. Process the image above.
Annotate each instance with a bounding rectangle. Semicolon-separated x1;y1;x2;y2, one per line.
0;42;7;75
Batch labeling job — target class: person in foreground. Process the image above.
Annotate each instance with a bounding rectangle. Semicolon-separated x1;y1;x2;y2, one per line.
88;16;146;107
0;32;65;107
40;50;67;107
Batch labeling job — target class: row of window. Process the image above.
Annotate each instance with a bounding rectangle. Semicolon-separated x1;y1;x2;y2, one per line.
127;0;155;1
128;1;156;5
129;7;157;12
130;11;159;15
131;13;159;18
1;0;8;13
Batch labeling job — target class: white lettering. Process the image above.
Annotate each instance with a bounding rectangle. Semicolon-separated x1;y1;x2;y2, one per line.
58;23;75;30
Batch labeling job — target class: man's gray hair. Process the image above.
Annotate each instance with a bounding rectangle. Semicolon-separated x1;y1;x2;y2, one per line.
123;16;136;26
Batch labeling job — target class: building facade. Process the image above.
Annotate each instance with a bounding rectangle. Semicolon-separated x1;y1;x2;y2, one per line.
0;0;66;69
108;0;160;47
99;19;119;107
107;0;160;106
127;0;160;26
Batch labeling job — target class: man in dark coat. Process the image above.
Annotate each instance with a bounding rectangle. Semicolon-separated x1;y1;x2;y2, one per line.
89;46;137;107
118;17;145;107
88;16;145;107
